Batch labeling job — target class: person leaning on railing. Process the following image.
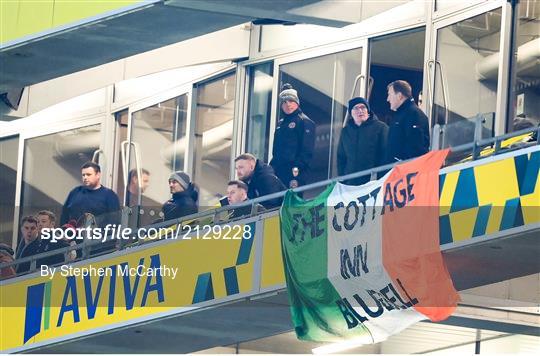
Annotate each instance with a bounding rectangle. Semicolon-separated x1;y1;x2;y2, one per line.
223;180;265;220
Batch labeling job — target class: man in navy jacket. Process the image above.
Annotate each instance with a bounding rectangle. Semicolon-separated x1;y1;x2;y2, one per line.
270;83;316;188
386;80;430;163
61;162;120;228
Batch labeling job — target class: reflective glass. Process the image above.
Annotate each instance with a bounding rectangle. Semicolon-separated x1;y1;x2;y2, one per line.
246;62;273;162
434;8;502;151
510;1;540;131
129;95;188;224
193;72;236;207
369;28;426;126
0;136;19;245
21;125;101;226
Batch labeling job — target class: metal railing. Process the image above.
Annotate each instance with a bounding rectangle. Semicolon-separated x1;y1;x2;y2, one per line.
2;126;538;280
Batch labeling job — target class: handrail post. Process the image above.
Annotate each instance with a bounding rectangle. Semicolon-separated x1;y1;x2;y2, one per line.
472;114;483;160
494;138;502;154
426;59;435;124
212;209;220;224
250;202;257;217
431;124;442;150
81;234;90;259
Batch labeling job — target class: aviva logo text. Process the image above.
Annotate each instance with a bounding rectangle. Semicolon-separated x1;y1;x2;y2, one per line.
23;254;165;344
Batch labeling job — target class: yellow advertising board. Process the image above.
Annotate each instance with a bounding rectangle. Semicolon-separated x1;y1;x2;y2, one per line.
1;222;258;352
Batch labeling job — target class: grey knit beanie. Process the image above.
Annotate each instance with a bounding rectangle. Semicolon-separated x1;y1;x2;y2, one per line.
279;83;299;105
169;171;190;190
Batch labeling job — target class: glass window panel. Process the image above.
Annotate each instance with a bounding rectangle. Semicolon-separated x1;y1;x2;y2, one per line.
510;1;540;131
369;28;426;126
434;8;502;155
129;95;188;225
278;47;362;184
246;62;273;162
0;136;19;245
20;125;101;227
193;72;236;207
330;49;364;178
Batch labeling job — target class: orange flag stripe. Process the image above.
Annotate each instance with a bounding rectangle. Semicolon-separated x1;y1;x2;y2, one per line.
382;149;459;321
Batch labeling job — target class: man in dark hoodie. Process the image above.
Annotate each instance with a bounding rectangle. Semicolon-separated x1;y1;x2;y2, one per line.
270;83;316;188
235;153;286;209
386;80;430;162
337;97;388;185
162;171;199;221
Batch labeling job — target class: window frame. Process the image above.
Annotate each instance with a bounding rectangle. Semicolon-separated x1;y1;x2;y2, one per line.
428;1;510;136
15;117;104;246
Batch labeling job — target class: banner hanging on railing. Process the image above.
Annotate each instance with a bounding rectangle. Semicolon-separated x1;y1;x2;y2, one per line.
280;149;459;344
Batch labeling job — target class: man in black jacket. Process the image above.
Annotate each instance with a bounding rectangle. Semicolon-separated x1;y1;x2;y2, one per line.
162;171;199;221
15;216;41;273
270;83;316;188
235;153;286;209
386;80;430;163
337;97;388;185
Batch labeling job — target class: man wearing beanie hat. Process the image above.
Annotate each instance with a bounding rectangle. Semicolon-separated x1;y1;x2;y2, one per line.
162;171;199;221
270;83;316;188
337;97;388;185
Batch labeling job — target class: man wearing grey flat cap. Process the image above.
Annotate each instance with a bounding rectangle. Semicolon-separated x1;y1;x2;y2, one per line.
162;171;199;221
270;83;316;189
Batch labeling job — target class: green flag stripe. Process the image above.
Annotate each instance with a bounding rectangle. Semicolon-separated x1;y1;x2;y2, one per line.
281;183;370;341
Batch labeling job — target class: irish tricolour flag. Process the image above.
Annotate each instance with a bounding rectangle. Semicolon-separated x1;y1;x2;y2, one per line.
280;150;459;344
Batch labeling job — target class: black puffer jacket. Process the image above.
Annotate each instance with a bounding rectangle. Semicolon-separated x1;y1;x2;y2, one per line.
162;184;199;221
270;108;316;187
337;114;388;185
246;160;286;209
387;99;430;162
